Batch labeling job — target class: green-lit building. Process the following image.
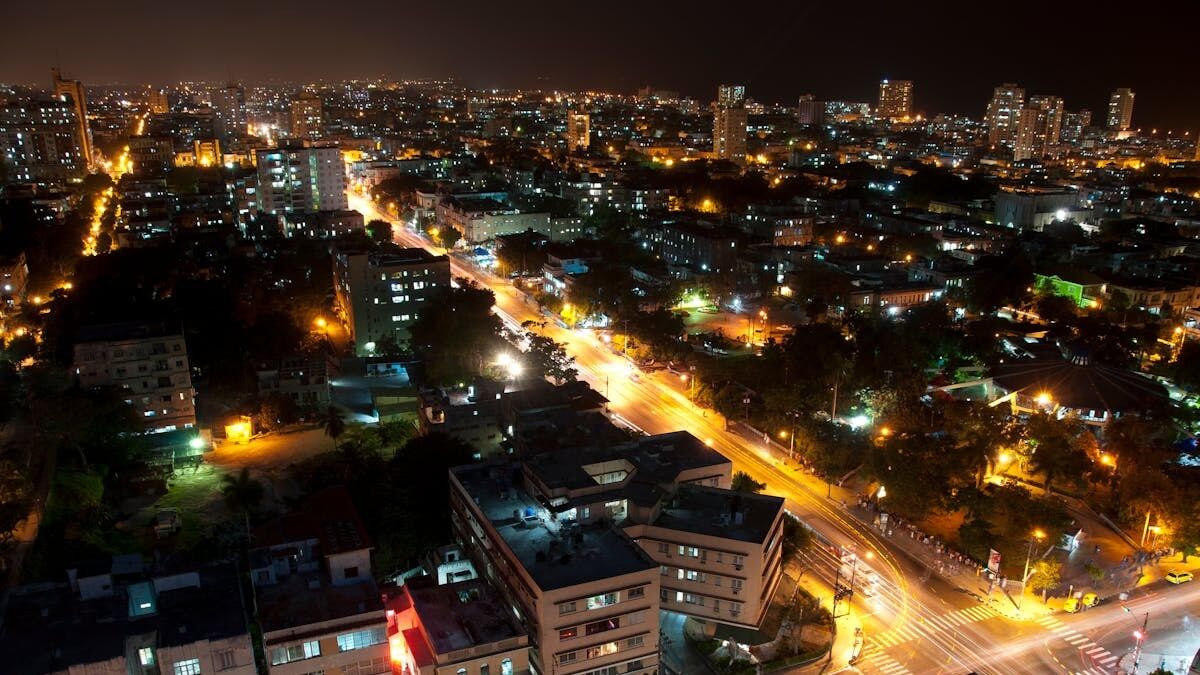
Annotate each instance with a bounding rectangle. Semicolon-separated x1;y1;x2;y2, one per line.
1034;268;1107;308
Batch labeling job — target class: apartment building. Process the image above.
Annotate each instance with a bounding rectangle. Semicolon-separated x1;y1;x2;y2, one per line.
73;320;197;434
650;221;740;274
251;487;389;675
625;485;785;628
385;577;531;675
450;463;662;675
450;430;787;674
256;355;333;407
0;561;255;675
255;141;348;215
332;246;451;356
0;98;87;183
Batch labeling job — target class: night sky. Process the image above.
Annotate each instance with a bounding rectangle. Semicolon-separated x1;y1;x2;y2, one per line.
3;0;1197;129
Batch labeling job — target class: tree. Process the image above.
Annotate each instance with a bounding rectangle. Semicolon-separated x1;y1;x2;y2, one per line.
322;406;346;450
365;219;393;243
220;467;264;527
524;333;577;384
731;471;765;493
781;515;813;559
1027;559;1062;600
1024;413;1090;495
408;281;505;384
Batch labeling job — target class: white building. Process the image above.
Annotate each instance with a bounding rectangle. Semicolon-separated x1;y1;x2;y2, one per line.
255;142;348;214
73;321;197;434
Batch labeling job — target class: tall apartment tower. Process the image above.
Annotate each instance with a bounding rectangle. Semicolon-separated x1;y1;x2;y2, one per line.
0;99;87;183
146;88;169;114
1107;88;1135;131
877;79;913;119
254;141;348;214
1013;95;1064;161
50;67;92;169
290;91;324;139
713;84;748;162
211;82;247;139
984;83;1025;145
566;111;590;150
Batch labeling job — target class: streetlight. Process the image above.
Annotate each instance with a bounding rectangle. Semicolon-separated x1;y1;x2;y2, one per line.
680;373;695;400
1019;529;1046;609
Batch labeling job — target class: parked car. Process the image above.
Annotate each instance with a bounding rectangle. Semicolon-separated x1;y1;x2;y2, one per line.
1063;597;1080;613
1082;593;1099;608
1165;570;1194;584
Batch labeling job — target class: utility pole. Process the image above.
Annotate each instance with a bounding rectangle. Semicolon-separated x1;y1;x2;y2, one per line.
830;376;839;422
1131;612;1149;671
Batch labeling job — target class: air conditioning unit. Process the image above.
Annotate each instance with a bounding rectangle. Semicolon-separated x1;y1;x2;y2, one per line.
735;564;743;571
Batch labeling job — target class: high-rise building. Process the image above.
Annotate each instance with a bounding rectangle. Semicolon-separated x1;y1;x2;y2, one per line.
333;247;451;356
566;111;590;150
211;82;247;139
877;79;913;119
146;88;169;114
254;141;348;214
73;320;197;434
1060;109;1092;144
1107;87;1135;131
1013;95;1064;160
796;94;824;125
51;67;92;169
713;84;748;162
290;91;324;139
984;83;1025;145
0;99;87;183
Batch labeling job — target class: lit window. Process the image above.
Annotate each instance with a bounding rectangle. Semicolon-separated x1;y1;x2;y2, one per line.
585;592;618;610
138;648;155;666
337;627;386;652
172;659;201;675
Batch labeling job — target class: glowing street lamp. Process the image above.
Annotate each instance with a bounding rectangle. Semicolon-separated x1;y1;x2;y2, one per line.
1034;391;1053;406
1019;529;1046;609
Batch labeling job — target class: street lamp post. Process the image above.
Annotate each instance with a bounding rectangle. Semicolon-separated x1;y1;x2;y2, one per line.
1019;529;1046;609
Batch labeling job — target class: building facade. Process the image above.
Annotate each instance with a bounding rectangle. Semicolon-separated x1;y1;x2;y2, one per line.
291;92;324;139
713;84;748;162
333;247;451;356
567;112;590;151
212;82;247;139
876;79;913;120
0;99;87;183
73;321;197;434
984;83;1025;145
1107;87;1134;131
51;67;92;169
255;142;348;214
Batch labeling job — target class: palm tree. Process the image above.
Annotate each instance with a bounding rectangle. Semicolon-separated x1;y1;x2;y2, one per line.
322;406;346;450
221;467;264;533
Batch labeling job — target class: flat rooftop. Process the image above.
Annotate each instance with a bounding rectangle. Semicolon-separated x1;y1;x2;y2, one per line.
0;565;247;675
525;430;732;495
257;573;383;635
395;577;526;655
453;463;656;591
654;484;784;544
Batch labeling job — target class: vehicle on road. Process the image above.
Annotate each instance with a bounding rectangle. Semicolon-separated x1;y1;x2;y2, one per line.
1082;593;1099;607
1166;570;1194;584
1063;597;1080;613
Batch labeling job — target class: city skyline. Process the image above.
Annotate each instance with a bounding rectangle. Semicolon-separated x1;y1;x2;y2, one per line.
2;1;1198;129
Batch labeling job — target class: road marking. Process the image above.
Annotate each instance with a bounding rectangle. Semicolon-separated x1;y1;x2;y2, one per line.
1085;646;1106;655
1098;655;1118;665
1066;636;1089;645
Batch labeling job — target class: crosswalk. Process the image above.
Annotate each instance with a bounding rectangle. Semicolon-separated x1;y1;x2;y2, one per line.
1033;615;1120;672
853;648;911;674
870;604;1000;648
